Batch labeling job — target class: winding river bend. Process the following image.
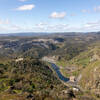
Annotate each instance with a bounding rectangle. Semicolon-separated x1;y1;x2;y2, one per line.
49;62;82;91
50;63;69;82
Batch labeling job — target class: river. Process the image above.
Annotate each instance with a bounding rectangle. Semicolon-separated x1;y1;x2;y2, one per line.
50;63;69;82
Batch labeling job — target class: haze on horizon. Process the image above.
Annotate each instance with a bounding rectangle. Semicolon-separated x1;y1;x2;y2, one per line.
0;0;100;34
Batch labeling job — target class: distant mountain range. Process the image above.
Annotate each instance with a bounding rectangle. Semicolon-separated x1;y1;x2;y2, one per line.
0;31;100;37
0;32;51;37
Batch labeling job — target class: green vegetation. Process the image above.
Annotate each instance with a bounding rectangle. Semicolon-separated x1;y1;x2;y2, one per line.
0;59;74;100
0;33;100;99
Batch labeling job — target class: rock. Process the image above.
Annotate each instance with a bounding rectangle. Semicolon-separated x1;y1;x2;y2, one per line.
70;76;76;82
73;88;79;92
26;94;35;100
7;86;16;94
67;90;76;98
50;85;54;89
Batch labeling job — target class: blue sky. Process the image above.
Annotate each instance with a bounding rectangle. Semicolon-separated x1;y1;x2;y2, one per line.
0;0;100;33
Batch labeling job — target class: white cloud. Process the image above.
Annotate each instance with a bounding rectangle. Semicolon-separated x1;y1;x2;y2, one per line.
32;22;69;32
0;19;3;24
68;20;100;32
94;6;100;12
35;22;47;29
10;25;22;31
50;12;66;19
47;24;69;32
0;18;10;25
5;19;9;24
0;25;22;33
52;20;100;32
19;0;28;2
82;9;90;13
0;18;23;32
15;4;35;11
84;20;100;29
70;14;76;16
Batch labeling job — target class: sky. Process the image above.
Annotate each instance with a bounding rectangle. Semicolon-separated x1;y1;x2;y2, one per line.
0;0;100;33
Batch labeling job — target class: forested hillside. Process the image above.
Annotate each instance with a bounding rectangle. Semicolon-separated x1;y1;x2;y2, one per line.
0;32;100;100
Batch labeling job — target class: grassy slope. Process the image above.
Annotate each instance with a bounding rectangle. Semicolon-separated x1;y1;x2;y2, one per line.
56;41;100;77
56;42;100;99
79;60;100;99
79;60;100;87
